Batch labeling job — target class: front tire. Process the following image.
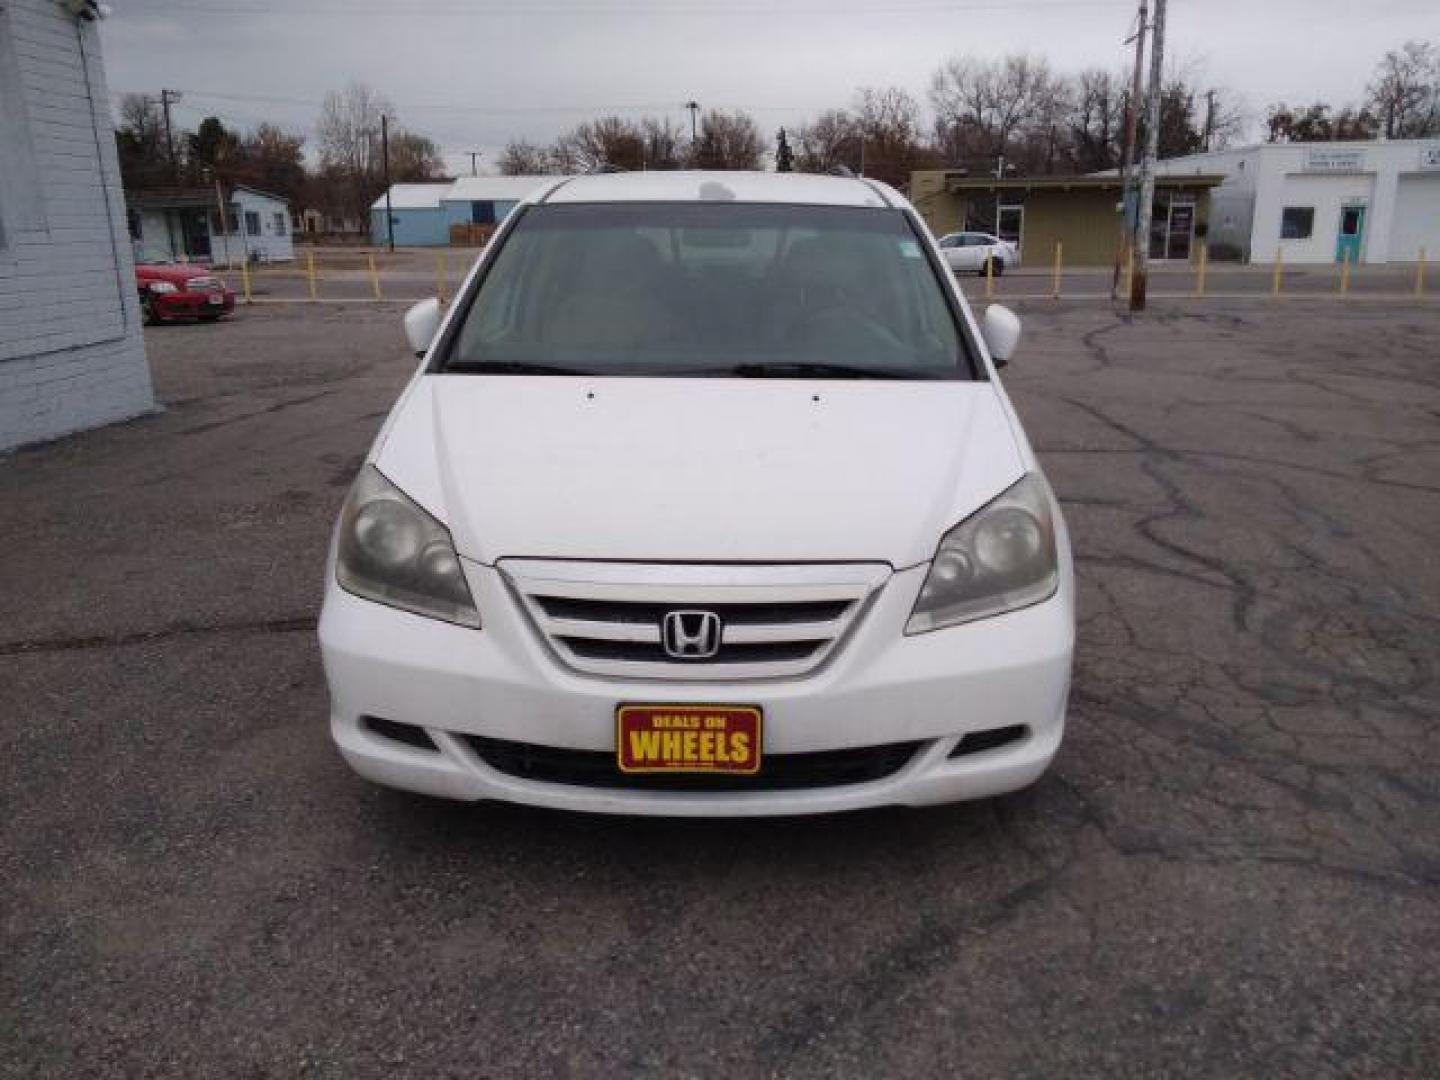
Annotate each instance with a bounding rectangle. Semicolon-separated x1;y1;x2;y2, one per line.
980;257;1005;278
141;295;161;325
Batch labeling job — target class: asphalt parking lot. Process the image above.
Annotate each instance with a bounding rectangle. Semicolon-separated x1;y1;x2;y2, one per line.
2;298;1437;1077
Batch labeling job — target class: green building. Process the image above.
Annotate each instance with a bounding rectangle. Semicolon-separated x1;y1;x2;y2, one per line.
909;170;1226;266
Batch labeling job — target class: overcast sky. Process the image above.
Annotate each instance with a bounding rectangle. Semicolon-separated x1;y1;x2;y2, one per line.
102;0;1439;175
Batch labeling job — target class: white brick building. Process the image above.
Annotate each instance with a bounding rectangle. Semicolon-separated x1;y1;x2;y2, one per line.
1157;140;1440;265
0;0;154;452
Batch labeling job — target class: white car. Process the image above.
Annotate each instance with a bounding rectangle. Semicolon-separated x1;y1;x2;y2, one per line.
937;231;1019;276
318;171;1074;817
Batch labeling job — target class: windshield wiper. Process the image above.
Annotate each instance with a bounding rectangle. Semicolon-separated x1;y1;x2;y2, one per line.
446;360;599;376
723;362;940;380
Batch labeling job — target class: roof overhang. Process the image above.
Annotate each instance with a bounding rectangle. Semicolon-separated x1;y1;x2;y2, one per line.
125;188;217;210
937;172;1226;194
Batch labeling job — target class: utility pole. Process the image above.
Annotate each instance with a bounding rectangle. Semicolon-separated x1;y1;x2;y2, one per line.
160;87;181;183
1129;0;1166;311
1111;0;1147;300
1202;89;1216;151
993;154;1008;237
213;175;232;270
466;151;482;176
381;113;394;253
685;100;700;143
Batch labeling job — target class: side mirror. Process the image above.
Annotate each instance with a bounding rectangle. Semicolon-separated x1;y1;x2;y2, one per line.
981;304;1021;367
403;297;443;357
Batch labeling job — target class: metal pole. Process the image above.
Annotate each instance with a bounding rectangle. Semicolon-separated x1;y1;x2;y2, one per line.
381;113;394;253
1129;0;1165;311
1111;1;1147;300
213;178;231;269
467;151;481;176
161;88;181;184
993;155;1004;237
686;101;700;144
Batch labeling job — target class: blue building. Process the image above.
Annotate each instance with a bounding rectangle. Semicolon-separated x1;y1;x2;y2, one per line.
370;176;559;247
369;183;450;246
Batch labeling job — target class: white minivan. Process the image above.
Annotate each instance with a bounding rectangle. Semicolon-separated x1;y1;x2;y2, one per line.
318;171;1074;816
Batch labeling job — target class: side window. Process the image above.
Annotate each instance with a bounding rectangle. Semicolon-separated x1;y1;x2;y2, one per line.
0;7;47;247
273;211;286;235
245;211;261;236
1280;207;1313;240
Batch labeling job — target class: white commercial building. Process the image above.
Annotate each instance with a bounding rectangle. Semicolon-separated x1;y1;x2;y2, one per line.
126;184;295;266
1157;139;1440;264
1;0;154;451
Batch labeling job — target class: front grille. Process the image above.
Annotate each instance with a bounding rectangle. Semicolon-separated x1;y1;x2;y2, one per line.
501;559;889;680
465;735;923;792
185;275;221;292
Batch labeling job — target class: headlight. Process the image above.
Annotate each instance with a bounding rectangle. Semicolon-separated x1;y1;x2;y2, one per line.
906;473;1058;634
147;281;178;294
335;466;480;628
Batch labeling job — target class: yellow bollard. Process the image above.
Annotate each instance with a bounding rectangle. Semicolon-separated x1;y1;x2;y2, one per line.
1051;241;1063;299
1195;243;1208;297
1271;246;1284;297
306;250;318;301
367;253;382;300
1339;249;1351;298
240;257;252;304
1418;247;1427;298
984;252;994;299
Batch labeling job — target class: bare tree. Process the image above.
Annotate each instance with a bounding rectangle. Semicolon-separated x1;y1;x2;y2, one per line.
316;83;441;220
1266;102;1378;143
689;110;763;170
850;86;940;186
1067;68;1127;173
317;81;392;180
497;139;557;175
389;130;444;181
114;93;171;188
1367;39;1440;137
929;53;1058;167
794;109;859;174
640;117;686;170
556;116;647;172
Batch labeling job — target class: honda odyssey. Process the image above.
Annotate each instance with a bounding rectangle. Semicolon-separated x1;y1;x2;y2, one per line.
318;171;1074;816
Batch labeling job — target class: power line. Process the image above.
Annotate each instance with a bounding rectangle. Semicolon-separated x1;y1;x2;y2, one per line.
123;88;841;118
121;0;1132;15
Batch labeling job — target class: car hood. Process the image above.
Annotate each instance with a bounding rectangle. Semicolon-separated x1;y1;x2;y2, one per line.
136;265;196;283
375;375;1026;567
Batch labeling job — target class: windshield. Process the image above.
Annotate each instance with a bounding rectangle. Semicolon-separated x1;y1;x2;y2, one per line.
442;202;972;379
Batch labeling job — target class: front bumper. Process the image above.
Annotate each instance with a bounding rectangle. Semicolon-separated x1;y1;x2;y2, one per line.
318;556;1074;817
154;291;235;318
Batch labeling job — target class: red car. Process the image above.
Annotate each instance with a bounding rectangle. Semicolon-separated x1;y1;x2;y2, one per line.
135;263;236;324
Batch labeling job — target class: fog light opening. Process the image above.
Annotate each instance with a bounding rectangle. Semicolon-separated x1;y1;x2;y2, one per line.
361;715;439;752
948;724;1029;758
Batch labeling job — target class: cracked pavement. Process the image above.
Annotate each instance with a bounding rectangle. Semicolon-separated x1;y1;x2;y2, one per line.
1;300;1437;1077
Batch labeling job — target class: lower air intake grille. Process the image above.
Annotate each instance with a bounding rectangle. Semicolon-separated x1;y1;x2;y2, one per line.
465;736;924;792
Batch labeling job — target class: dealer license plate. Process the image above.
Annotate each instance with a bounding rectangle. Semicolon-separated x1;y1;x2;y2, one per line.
207;294;224;305
616;704;762;775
